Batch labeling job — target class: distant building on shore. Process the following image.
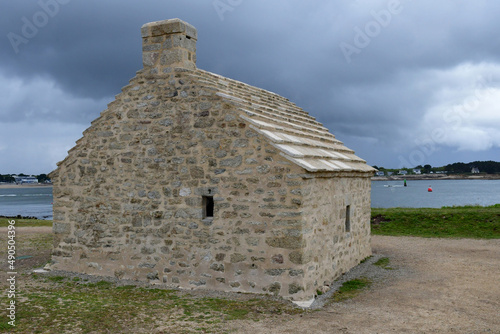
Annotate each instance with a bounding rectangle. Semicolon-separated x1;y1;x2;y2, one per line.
471;167;480;174
13;175;38;184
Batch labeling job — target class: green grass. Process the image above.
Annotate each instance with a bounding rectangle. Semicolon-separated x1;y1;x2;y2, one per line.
371;205;500;239
360;256;373;264
373;257;393;270
46;276;66;282
0;217;52;227
329;278;372;303
0;276;303;333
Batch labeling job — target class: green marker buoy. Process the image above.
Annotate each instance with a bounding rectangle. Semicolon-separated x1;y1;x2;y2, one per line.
404;179;407;187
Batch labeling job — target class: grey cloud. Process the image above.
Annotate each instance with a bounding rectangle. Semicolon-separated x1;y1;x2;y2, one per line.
1;0;500;173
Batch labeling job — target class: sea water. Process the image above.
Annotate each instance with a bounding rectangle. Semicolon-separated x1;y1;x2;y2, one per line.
371;179;500;208
0;180;499;219
0;186;53;220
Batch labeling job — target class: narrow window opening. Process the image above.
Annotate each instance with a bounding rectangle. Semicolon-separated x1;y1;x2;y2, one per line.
203;196;214;219
345;205;351;232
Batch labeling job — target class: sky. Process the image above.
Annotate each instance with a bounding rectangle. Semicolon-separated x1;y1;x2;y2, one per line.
1;0;500;175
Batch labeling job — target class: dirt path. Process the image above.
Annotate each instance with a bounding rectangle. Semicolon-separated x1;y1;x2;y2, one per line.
0;226;52;234
1;228;498;333
232;236;500;333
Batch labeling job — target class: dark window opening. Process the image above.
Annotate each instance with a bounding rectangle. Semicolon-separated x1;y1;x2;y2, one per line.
345;205;351;232
203;196;214;219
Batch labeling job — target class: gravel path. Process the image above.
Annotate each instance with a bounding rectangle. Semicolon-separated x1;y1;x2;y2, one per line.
233;235;500;333
2;227;498;333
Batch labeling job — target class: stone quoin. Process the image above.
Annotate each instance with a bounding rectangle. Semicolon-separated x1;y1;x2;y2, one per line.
49;18;375;304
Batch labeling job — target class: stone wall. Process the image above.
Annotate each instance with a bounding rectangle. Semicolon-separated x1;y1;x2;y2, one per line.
50;19;373;303
300;176;372;293
50;68;331;301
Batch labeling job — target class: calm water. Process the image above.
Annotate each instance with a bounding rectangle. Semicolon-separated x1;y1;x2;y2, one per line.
0;181;498;219
372;179;500;208
0;186;53;220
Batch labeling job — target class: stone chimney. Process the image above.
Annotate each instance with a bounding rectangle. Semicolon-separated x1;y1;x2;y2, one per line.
141;18;197;72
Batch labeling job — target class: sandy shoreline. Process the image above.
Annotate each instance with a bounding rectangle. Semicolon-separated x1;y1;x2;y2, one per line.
0;183;52;189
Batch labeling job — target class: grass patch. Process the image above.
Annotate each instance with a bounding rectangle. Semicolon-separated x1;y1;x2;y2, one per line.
360;255;373;264
371;205;500;239
373;257;393;270
46;276;66;282
330;278;371;303
0;217;52;227
1;277;303;333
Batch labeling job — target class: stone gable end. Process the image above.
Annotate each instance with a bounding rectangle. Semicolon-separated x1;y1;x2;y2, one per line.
49;18;374;304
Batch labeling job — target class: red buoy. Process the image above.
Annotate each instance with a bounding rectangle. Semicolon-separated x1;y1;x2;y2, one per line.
428;186;433;192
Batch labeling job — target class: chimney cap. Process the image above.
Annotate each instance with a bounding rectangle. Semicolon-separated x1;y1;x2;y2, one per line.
141;18;197;40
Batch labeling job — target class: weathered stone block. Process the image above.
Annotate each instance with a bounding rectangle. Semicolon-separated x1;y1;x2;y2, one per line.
288;283;303;295
230;281;240;288
271;254;284;264
190;166;204;179
210;263;224;272
245;237;259;246
230;253;246;263
265;269;286;276
265;236;305;250
189;280;206;286
53;222;70;234
220;155;242;167
289;251;312;265
267;282;281;296
289;269;304;277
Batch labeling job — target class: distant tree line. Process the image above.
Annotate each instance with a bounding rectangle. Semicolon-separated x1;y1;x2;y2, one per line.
444;161;500;174
0;174;15;183
0;173;51;183
373;160;500;174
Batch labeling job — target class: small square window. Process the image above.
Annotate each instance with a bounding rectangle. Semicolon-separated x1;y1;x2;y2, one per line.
202;196;214;219
345;205;351;232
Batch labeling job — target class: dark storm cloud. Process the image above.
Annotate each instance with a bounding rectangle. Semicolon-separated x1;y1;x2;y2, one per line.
1;0;500;173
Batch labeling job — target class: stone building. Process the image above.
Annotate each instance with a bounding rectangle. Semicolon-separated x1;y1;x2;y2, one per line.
49;18;375;304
